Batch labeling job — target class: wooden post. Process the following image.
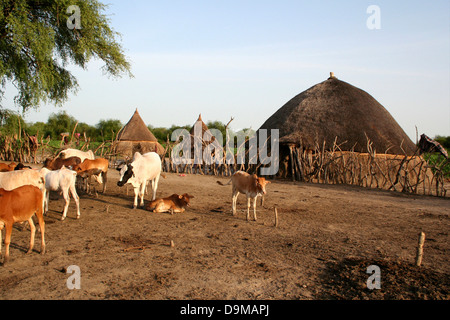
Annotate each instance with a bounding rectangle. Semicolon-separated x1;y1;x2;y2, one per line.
289;145;295;182
274;208;279;227
415;232;426;267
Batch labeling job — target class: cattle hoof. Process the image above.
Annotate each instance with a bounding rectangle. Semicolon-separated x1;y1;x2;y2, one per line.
61;217;66;221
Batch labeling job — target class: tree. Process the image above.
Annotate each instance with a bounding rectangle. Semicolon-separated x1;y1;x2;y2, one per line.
0;0;132;112
96;119;122;141
0;109;26;135
45;110;77;139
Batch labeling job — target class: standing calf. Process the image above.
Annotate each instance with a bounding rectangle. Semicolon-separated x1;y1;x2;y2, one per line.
217;171;270;221
0;185;46;265
40;166;80;220
73;158;109;193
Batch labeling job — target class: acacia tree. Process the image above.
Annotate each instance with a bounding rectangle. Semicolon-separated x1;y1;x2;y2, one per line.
0;0;132;112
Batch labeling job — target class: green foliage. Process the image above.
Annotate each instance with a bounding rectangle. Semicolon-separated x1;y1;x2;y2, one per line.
96;119;122;141
0;109;26;135
149;124;191;144
45;110;77;138
434;135;450;149
0;0;132;112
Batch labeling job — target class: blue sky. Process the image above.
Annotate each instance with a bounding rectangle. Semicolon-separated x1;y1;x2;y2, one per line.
6;0;450;140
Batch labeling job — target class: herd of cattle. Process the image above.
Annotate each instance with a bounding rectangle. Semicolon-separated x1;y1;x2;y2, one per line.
0;149;270;265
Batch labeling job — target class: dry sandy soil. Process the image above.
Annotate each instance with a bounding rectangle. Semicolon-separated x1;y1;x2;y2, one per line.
0;164;449;301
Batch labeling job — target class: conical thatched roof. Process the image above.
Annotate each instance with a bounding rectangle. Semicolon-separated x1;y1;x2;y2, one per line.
190;114;215;144
115;109;165;158
259;75;416;155
117;109;157;142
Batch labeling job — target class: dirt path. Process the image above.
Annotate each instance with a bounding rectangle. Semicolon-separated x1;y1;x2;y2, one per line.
0;167;449;300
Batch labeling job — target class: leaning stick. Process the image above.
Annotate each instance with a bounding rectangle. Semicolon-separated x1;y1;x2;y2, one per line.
415;232;426;267
274;208;279;227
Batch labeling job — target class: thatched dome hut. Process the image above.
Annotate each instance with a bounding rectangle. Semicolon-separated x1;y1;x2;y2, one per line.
258;74;417;155
114;109;165;158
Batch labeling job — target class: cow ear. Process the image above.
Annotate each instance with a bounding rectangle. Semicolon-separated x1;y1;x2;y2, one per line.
178;195;183;199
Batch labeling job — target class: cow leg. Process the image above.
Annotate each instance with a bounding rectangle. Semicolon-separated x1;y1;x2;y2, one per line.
132;187;139;209
232;190;239;216
252;197;258;221
152;175;160;201
45;189;50;213
0;222;3;257
61;189;70;221
34;208;46;255
3;223;12;264
69;184;81;219
102;171;107;193
246;197;251;221
26;217;36;254
139;183;146;208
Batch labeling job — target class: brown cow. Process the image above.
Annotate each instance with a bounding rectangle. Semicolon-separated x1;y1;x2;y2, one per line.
217;171;270;221
43;156;81;170
146;193;194;214
0;185;46;265
0;162;16;172
73;158;108;193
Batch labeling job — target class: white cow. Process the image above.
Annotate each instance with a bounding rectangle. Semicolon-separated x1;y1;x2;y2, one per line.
58;149;95;163
0;169;45;192
117;152;162;209
40;166;80;220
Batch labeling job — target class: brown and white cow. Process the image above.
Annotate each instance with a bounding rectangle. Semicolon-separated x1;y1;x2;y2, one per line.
146;193;194;214
217;171;270;221
0;185;46;265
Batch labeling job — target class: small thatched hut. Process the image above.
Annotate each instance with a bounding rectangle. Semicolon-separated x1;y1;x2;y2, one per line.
114;109;164;158
259;74;417;156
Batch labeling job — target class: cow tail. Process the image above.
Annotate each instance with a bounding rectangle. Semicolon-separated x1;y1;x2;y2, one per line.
217;179;232;186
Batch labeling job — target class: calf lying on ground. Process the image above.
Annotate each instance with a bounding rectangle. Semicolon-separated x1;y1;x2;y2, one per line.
0;185;46;265
40;166;80;220
145;193;194;214
217;171;270;221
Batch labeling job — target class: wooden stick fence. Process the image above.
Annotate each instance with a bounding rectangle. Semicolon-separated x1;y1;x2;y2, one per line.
285;137;447;197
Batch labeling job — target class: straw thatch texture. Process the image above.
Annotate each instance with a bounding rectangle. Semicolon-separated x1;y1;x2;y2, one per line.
117;109;158;142
114;109;164;158
259;76;416;155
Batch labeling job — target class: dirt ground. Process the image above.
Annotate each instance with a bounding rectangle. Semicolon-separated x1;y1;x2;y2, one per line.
0;164;449;300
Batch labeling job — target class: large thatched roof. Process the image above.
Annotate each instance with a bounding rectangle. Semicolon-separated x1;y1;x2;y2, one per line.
117;109;157;142
258;75;417;155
